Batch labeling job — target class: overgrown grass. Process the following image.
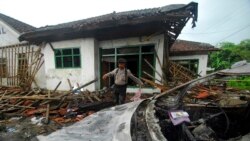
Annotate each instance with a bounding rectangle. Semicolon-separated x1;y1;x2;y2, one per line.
227;76;250;90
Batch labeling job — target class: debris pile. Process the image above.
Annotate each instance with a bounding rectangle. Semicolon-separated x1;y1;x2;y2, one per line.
142;57;197;92
0;86;114;119
153;73;250;141
0;80;117;140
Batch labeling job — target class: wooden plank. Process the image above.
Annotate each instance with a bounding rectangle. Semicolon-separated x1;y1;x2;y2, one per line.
25;45;29;80
0;48;3;85
1;96;60;100
143;71;162;84
17;45;19;85
67;79;73;91
30;47;34;80
28;59;44;88
11;46;14;85
13;46;16;85
0;90;7;101
7;47;10;85
52;81;62;93
0;91;33;111
0;104;35;109
45;90;51;124
27;50;41;88
141;77;167;91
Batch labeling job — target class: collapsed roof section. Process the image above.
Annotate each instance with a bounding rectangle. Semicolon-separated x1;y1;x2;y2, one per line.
19;2;198;48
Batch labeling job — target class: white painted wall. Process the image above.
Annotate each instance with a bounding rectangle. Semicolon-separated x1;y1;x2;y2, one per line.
40;35;209;93
170;54;208;76
0;20;20;46
43;38;98;91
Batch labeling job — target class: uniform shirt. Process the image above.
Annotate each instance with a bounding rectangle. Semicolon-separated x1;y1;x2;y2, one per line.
104;68;143;86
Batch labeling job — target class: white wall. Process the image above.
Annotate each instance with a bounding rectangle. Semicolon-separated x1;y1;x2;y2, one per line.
43;38;98;91
170;54;208;76
0;20;20;46
41;35;209;92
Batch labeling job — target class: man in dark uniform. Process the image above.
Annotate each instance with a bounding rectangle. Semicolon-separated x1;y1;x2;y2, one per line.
102;58;143;105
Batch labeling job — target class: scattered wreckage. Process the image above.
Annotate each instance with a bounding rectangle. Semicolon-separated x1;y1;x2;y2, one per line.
36;62;250;141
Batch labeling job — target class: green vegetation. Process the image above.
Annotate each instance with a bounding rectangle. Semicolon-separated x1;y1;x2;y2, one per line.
208;39;250;70
227;76;250;90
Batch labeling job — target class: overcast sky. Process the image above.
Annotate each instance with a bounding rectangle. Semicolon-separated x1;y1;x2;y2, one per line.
1;0;250;46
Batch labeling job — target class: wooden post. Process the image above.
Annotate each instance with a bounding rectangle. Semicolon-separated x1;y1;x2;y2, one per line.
14;46;17;85
45;90;50;124
8;47;10;85
52;81;62;93
1;48;3;85
26;45;30;80
30;47;34;80
17;45;19;85
11;46;13;85
67;79;73;91
144;59;167;85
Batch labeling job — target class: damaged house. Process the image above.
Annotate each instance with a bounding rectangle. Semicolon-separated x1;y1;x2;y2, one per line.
170;40;219;76
1;3;250;141
0;2;210;93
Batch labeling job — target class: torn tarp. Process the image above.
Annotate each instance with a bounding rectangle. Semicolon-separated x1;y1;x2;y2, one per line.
36;100;144;141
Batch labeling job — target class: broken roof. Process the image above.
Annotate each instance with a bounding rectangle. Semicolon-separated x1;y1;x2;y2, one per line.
0;13;35;33
19;2;198;47
170;40;219;55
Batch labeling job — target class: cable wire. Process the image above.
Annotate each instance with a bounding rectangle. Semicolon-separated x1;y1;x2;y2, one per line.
216;24;250;43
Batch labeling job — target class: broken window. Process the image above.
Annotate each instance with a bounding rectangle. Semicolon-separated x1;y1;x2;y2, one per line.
0;58;7;77
54;48;81;68
101;45;155;87
173;59;199;73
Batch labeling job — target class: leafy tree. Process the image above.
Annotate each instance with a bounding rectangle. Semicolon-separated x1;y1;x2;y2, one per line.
208;39;250;70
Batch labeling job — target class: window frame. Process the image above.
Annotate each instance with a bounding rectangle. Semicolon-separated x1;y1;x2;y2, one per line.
54;48;81;69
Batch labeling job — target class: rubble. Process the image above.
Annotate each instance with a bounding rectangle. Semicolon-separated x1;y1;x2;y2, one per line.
0;56;250;141
0;79;152;140
0;78;116;140
153;69;250;141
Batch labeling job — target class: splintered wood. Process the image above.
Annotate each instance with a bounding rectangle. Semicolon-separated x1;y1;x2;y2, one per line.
141;52;197;92
0;43;44;90
169;61;196;83
0;86;111;121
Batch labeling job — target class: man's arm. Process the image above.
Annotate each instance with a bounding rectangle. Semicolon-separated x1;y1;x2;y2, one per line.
127;69;143;86
102;68;117;80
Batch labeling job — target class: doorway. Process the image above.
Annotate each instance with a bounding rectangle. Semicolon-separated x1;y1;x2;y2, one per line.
100;45;155;88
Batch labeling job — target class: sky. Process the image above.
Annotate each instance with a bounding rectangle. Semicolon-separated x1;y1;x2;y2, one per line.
1;0;250;46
